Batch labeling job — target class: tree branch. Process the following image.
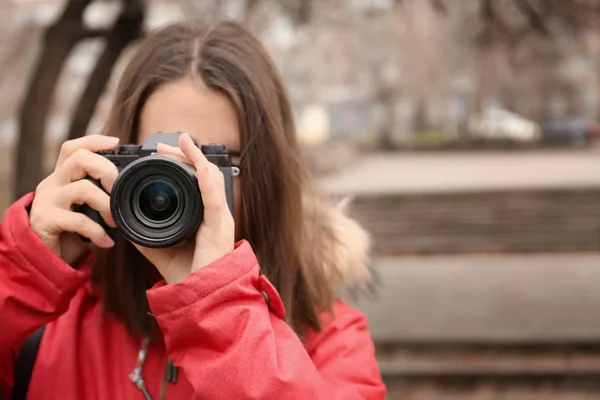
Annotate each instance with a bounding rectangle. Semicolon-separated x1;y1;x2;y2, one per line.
79;28;111;40
511;0;550;35
67;0;145;141
14;0;94;199
430;0;447;14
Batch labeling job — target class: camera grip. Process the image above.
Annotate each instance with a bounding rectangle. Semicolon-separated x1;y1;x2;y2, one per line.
74;177;121;242
220;167;235;215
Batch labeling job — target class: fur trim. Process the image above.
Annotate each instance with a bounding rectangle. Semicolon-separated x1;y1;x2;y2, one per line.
302;193;378;297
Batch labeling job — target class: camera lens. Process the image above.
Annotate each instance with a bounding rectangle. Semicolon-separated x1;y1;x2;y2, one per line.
131;176;183;228
138;180;179;222
110;156;204;248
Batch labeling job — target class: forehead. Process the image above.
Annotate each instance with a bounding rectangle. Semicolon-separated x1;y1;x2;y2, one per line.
137;78;240;151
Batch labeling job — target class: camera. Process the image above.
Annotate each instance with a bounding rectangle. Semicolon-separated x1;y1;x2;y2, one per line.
76;132;238;248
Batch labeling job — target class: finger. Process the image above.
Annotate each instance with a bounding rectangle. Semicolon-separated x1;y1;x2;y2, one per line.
156;144;194;168
179;133;226;213
178;132;208;166
156;143;185;157
56;135;119;167
58;179;116;228
52;148;120;193
51;208;115;248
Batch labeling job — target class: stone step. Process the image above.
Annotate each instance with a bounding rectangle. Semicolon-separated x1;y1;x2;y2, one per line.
377;341;600;373
348;254;600;343
359;255;600;397
378;343;600;398
341;188;600;255
319;150;600;196
386;386;600;400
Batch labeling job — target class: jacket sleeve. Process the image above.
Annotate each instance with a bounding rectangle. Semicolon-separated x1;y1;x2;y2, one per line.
146;240;386;400
0;194;91;396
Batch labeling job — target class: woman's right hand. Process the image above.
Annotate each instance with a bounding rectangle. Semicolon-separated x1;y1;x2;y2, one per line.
29;135;121;266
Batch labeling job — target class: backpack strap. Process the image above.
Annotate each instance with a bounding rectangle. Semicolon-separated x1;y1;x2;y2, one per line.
12;325;46;400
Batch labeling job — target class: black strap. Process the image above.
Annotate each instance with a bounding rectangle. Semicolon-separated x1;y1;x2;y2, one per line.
12;325;46;400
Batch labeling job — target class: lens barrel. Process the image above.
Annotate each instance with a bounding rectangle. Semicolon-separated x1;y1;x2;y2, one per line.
110;156;204;248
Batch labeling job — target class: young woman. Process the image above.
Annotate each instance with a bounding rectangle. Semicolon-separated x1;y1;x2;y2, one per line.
0;20;385;399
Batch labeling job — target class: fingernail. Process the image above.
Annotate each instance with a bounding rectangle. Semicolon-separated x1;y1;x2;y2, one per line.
157;143;175;154
105;236;115;247
110;136;120;144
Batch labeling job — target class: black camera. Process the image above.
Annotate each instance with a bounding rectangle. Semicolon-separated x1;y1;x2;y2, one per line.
76;132;238;248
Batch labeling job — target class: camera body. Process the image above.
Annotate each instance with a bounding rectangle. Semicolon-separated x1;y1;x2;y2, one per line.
77;132;237;248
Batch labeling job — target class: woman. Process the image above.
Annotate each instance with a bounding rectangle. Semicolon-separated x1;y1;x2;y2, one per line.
0;20;385;399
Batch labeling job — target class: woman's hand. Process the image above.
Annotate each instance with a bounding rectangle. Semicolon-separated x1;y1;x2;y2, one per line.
29;135;120;266
134;133;235;284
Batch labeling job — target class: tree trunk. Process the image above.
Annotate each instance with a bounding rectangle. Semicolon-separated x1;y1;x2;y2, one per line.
596;35;600;120
473;49;492;116
14;0;95;200
243;0;261;25
597;61;600;120
378;90;398;150
67;0;144;141
412;97;428;133
564;85;583;116
499;87;517;113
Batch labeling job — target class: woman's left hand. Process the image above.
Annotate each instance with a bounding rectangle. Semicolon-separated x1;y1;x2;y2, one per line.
134;133;235;284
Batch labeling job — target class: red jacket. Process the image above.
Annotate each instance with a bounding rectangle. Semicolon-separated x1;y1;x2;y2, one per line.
0;194;386;399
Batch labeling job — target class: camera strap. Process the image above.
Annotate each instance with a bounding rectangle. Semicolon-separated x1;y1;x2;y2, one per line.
11;325;46;400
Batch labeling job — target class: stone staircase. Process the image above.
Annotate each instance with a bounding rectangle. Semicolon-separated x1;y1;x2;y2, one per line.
343;188;600;256
339;186;600;398
348;252;600;398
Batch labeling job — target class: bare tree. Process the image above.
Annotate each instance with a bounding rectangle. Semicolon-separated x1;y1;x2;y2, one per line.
472;0;600;47
446;0;600;120
15;0;101;199
67;0;144;141
0;21;41;133
0;2;22;91
14;0;146;200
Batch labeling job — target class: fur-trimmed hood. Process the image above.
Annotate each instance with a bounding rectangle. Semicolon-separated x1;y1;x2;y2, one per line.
302;194;377;297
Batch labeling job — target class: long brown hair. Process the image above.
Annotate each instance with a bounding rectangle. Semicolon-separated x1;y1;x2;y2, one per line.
92;20;335;338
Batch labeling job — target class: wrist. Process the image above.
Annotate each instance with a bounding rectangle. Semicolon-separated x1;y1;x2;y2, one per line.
162;266;193;285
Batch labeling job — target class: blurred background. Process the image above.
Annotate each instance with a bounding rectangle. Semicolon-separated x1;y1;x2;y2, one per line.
3;0;600;398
